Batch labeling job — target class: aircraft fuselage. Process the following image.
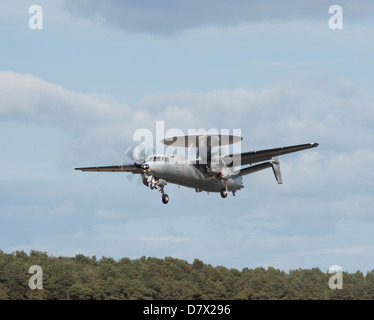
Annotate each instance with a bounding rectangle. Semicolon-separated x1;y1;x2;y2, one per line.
143;155;243;193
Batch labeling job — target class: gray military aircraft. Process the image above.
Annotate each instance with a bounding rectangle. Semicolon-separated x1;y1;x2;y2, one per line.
75;134;318;204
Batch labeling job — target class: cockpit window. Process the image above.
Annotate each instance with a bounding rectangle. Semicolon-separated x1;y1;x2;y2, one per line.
152;156;164;162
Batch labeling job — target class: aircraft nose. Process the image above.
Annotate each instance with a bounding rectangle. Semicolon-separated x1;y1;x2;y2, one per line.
141;163;150;171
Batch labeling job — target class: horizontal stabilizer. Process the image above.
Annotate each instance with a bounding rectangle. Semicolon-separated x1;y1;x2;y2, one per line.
238;162;272;176
238;157;282;184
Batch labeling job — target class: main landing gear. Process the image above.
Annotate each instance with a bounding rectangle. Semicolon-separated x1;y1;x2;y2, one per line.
220;188;228;198
220;187;236;198
162;193;169;204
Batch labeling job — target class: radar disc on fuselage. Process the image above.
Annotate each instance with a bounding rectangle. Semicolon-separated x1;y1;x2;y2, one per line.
161;134;242;148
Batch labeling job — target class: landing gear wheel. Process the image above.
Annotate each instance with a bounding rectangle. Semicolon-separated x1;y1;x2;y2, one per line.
162;194;169;204
220;188;228;198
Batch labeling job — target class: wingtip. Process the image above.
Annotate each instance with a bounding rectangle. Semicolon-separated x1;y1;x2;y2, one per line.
311;142;319;147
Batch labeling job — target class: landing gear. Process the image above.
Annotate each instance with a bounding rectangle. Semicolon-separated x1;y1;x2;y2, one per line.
158;181;169;204
162;194;169;204
143;174;170;204
220;188;228;198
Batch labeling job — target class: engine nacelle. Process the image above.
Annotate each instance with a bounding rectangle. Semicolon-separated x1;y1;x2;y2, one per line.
213;166;235;181
227;176;244;191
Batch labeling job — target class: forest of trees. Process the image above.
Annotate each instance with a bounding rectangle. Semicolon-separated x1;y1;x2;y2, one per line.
0;250;373;300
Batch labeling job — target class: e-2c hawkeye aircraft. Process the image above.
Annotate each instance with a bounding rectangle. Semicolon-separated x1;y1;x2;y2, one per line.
75;134;318;204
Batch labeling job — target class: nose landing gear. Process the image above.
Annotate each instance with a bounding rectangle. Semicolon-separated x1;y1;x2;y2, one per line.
159;184;169;204
153;177;169;204
142;173;169;204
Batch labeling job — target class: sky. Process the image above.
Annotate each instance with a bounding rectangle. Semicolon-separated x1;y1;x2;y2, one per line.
1;0;374;275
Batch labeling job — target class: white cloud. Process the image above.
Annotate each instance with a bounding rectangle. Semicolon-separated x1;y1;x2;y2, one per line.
0;72;150;165
2;70;373;223
2;71;374;186
0;72;127;126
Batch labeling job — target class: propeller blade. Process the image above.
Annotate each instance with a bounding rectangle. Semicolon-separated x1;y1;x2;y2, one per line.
133;142;154;166
133;142;145;166
124;146;133;163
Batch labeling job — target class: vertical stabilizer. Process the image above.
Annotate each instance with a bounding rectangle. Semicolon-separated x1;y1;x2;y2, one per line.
271;157;282;184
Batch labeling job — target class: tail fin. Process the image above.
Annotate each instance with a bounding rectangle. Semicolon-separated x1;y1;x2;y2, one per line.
270;156;282;184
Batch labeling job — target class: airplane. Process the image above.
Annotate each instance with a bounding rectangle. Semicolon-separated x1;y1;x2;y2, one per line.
75;134;318;204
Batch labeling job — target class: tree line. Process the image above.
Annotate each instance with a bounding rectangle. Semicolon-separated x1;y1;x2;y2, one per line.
0;250;373;300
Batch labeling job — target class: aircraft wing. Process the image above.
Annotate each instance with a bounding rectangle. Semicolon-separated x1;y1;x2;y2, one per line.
222;142;319;166
75;164;141;173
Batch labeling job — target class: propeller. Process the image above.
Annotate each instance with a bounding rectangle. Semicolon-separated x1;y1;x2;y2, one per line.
124;142;153;168
206;147;224;180
121;142;153;185
206;146;238;181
